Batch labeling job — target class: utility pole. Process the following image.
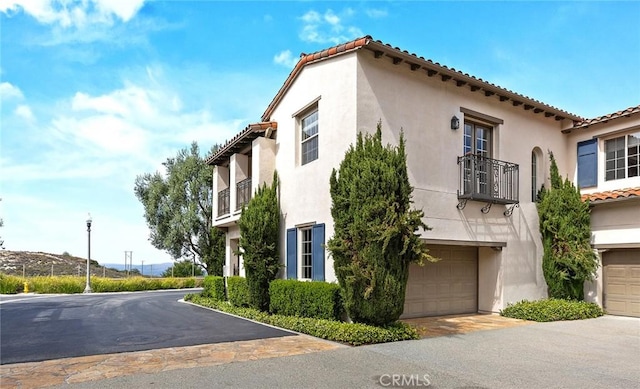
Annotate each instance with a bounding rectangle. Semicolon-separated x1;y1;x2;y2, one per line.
124;251;132;277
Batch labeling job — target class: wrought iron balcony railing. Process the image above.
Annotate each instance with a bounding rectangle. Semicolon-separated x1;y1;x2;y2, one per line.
236;177;252;210
457;154;519;213
217;188;230;216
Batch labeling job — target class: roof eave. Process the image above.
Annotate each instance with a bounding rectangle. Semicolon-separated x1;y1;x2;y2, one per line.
205;122;277;166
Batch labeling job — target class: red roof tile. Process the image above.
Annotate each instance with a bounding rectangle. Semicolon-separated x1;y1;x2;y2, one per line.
573;105;640;130
205;121;277;166
581;187;640;203
261;35;584;123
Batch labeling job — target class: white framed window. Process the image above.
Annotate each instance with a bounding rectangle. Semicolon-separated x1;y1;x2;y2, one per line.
300;227;313;279
301;110;318;165
605;132;640;181
464;121;492;157
285;223;325;281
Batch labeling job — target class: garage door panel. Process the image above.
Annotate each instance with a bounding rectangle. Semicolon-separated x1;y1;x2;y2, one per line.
402;245;477;318
630;284;640;297
603;250;640;318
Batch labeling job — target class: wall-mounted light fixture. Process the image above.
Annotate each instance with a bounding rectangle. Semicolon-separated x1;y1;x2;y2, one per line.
451;115;460;130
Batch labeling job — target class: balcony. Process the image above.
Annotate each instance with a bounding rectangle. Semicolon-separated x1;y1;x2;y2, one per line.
457;154;519;214
218;188;230;216
236;178;252;210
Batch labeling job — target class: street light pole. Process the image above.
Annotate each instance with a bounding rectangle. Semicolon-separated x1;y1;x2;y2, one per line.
84;214;93;293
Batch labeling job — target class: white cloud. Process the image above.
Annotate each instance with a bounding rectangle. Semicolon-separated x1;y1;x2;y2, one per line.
0;82;24;100
0;0;145;28
299;8;363;45
14;104;35;121
324;9;340;25
366;8;388;19
2;69;246;184
273;49;299;68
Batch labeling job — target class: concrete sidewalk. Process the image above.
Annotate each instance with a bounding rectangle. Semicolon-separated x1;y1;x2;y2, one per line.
55;315;639;389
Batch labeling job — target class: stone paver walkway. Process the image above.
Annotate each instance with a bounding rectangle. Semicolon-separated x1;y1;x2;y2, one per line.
0;335;343;388
403;313;531;338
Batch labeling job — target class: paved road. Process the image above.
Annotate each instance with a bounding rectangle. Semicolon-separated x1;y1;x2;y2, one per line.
0;290;293;364
62;315;640;389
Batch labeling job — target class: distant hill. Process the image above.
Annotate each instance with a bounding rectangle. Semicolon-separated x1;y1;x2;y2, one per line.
0;250;130;278
102;262;174;277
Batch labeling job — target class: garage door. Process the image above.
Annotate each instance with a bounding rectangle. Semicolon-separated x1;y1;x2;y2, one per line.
603;250;640;317
401;245;477;318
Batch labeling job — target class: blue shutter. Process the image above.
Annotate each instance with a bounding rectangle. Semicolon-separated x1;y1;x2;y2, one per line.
311;224;325;281
577;139;597;188
286;228;297;279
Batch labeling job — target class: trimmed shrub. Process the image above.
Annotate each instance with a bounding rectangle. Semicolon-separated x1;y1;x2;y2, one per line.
501;298;604;322
227;276;250;307
238;172;281;311
202;276;225;300
269;279;343;320
328;123;433;326
0;274;25;294
538;152;598;300
186;295;418;346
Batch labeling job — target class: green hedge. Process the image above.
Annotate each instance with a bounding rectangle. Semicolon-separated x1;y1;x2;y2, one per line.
0;274;202;294
226;276;250;307
185;295;418;346
501;298;604;322
269;279;343;320
202;276;225;300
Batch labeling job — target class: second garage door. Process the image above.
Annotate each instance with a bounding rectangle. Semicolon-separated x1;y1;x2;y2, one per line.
603;249;640;317
401;245;478;318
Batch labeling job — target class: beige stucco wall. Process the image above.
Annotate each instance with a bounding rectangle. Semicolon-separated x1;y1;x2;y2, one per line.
269;53;360;283
352;52;577;310
564;115;640;306
565;115;640;195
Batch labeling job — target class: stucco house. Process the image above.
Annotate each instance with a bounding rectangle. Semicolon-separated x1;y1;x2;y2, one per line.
206;36;639;318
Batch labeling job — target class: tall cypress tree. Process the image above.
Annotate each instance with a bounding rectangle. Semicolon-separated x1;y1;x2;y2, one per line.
328;122;433;326
538;152;598;300
238;172;281;311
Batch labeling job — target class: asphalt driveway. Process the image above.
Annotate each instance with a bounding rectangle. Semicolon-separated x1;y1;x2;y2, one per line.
0;290;293;365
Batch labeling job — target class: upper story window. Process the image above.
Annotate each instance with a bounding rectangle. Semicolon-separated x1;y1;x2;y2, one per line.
464;122;492;157
605;132;640;181
531;151;538;201
301;110;319;165
577;139;597;188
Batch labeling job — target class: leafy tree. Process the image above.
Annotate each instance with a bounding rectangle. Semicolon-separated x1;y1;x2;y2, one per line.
237;172;281;311
327;122;434;326
135;142;225;275
537;151;598;300
162;260;204;277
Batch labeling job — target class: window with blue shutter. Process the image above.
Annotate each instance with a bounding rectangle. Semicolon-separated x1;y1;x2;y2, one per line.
577;139;597;188
311;224;325;281
286;228;297;279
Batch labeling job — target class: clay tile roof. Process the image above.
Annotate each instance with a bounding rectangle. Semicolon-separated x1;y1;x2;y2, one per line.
572;105;640;130
581;187;640;203
261;35;583;122
205;121;277;166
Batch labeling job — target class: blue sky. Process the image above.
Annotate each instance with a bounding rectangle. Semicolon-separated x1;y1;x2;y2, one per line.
1;1;639;266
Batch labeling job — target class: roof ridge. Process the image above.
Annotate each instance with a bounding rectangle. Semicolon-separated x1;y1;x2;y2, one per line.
261;35;585;122
573;104;640;129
